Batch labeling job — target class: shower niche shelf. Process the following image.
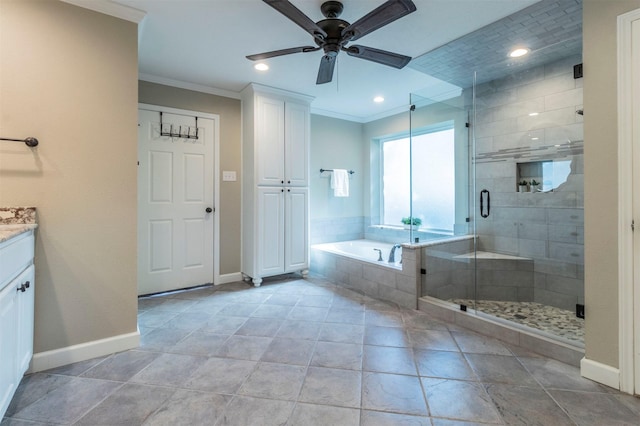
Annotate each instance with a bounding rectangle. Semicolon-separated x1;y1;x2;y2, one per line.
516;159;572;193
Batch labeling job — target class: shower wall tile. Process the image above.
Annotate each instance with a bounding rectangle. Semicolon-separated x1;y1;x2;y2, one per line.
518;239;547;258
478;286;519;301
492;207;547;224
489;97;545;120
547;208;583;225
516;106;577;132
517;223;549;241
535;288;577;311
545;275;584;299
545;123;583;144
549;242;584;265
548;225;579;243
545;87;584;111
515;72;575;101
544;55;582;78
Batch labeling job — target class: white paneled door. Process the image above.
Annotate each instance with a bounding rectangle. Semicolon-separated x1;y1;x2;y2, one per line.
138;108;215;295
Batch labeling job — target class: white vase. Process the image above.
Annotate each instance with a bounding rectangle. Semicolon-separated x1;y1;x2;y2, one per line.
518;185;527;192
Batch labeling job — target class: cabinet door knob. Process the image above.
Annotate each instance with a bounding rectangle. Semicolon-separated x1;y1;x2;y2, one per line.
24;281;30;289
281;180;284;184
205;207;213;213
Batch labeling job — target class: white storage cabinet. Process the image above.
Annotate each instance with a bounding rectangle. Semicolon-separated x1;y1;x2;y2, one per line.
0;230;35;418
241;84;312;286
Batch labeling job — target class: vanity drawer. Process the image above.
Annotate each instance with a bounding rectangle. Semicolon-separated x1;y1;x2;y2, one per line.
0;232;34;289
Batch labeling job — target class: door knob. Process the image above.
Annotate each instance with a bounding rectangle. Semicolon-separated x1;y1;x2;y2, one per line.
205;207;213;213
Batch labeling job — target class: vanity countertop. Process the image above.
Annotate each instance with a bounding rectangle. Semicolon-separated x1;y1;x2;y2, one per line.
0;207;37;244
0;224;38;244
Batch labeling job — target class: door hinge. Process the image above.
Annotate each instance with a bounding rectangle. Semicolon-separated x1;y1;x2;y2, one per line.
632;220;635;231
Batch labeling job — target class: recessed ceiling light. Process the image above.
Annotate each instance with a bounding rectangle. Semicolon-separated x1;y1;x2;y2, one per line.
509;48;529;58
373;96;384;103
254;63;269;71
528;112;539;116
531;137;539;140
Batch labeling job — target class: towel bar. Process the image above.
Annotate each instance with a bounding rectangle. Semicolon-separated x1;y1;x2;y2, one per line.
320;168;355;175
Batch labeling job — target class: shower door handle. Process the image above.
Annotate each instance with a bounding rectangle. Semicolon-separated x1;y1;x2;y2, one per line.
480;189;490;218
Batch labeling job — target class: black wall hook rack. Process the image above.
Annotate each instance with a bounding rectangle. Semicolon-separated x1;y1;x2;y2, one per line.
159;111;199;140
0;136;39;147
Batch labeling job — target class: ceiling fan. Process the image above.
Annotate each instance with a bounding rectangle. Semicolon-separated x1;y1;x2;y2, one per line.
246;0;417;84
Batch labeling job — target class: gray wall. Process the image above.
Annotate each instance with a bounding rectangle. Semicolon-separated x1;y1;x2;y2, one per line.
473;56;584;311
309;115;365;244
138;81;242;276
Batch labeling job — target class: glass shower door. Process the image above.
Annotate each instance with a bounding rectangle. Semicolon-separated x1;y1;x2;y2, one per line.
409;90;477;308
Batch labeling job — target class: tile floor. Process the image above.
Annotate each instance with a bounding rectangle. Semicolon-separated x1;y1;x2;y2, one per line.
3;274;640;425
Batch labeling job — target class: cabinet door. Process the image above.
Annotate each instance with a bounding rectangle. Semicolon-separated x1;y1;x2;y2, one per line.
256;96;285;186
257;187;285;276
16;265;34;378
285;187;308;272
0;280;18;418
285;101;309;187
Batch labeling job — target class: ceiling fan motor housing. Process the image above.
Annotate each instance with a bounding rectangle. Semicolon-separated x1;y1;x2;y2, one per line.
320;1;344;18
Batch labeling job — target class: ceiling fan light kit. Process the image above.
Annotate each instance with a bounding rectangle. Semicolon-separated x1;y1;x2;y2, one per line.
246;0;417;84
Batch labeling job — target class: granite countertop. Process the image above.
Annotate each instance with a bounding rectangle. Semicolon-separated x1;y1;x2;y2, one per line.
0;224;38;244
0;207;37;244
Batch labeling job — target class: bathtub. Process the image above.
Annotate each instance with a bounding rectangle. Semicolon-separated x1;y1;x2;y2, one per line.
310;239;420;309
311;239;402;268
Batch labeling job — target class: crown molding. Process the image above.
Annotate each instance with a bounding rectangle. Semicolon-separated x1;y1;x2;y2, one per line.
139;74;242;100
60;0;146;23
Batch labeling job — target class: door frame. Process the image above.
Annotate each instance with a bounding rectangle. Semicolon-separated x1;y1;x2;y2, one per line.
138;103;221;285
617;7;640;395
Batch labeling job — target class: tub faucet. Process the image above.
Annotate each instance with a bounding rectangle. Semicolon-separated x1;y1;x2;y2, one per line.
388;244;402;263
373;248;383;261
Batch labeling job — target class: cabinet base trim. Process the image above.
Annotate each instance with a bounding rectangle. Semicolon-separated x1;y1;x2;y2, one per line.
216;272;243;285
29;330;140;373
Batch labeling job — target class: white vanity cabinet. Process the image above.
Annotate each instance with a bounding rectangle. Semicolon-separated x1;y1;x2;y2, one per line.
241;84;313;286
0;230;35;418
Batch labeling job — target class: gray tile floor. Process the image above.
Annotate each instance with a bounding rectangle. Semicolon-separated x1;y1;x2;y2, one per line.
4;274;640;425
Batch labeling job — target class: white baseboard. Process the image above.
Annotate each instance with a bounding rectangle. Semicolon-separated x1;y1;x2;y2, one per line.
581;357;620;390
217;272;243;285
30;330;140;373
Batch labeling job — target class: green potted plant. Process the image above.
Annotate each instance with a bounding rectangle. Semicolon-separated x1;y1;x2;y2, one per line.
401;217;422;230
530;179;540;192
518;180;528;193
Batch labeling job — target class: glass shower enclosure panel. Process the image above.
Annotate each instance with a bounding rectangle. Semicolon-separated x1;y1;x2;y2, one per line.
472;53;585;346
409;90;477;308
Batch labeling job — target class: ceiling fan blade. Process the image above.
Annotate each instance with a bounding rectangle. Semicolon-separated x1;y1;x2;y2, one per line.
316;55;337;84
344;45;411;69
341;0;416;42
246;46;320;61
263;0;327;42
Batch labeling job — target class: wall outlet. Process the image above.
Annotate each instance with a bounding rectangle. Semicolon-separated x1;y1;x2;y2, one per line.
222;171;237;182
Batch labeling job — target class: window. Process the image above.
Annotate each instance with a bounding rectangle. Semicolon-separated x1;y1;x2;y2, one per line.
381;122;455;232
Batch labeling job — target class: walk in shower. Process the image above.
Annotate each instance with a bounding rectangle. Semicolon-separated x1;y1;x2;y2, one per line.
406;0;584;347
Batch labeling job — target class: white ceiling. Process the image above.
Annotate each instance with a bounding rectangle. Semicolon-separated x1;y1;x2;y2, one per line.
110;0;541;122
